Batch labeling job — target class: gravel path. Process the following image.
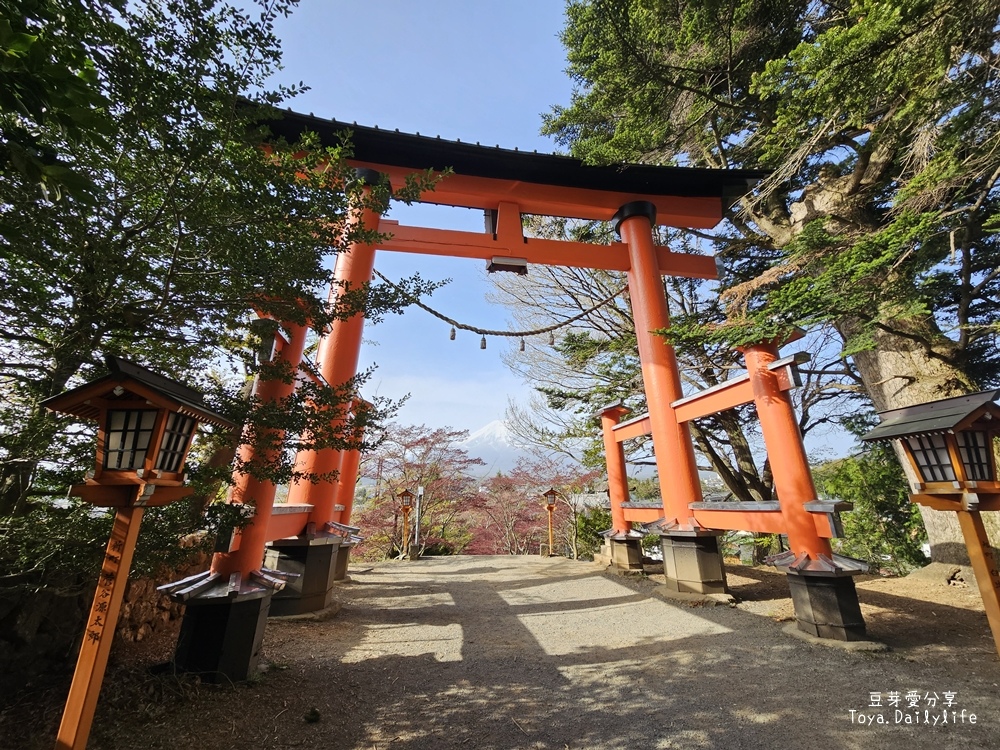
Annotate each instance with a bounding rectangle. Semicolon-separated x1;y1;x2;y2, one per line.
37;556;1000;749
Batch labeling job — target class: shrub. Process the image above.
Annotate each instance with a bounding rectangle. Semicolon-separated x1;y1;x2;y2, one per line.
814;444;927;575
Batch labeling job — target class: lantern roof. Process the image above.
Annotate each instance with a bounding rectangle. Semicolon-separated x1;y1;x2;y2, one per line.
862;390;1000;442
41;356;236;429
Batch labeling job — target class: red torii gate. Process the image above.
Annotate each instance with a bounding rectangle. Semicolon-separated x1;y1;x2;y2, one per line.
268;109;761;541
166;109;867;681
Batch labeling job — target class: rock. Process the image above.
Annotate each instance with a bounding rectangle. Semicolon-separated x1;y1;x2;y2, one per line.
151;610;171;630
125;578;149;604
905;562;976;586
134;601;154;625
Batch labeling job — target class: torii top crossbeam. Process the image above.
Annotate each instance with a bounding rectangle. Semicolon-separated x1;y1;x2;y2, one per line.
268;108;765;225
266;108;768;278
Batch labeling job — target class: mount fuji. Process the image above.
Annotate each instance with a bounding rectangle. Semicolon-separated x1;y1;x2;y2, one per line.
455;420;528;475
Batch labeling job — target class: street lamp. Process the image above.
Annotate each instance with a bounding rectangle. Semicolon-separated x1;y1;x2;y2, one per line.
542;488;558;557
399;489;414;558
41;357;234;750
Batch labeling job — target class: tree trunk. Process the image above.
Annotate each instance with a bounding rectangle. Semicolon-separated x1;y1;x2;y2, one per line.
0;340;93;516
690;411;772;503
839;317;999;563
0;408;64;516
0;460;37;517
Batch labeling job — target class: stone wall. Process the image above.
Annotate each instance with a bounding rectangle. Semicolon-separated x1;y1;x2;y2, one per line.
0;552;210;696
116;552;210;644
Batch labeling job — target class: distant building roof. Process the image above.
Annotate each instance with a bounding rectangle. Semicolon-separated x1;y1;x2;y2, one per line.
570;492;611;510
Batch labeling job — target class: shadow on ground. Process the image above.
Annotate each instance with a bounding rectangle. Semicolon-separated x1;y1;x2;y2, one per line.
5;556;999;750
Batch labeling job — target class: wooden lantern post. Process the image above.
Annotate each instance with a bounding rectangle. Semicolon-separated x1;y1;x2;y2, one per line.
41;357;234;750
863;390;1000;656
543;488;558;556
399;489;414;558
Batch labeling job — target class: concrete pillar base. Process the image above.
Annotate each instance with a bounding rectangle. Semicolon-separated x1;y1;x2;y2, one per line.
173;591;270;683
786;572;867;641
334;542;354;581
660;534;729;595
264;535;341;616
610;538;644;570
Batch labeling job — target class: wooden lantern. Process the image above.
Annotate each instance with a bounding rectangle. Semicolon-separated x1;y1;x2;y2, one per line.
862;390;1000;511
42;357;233;750
42;356;234;508
863;389;1000;656
542;487;558;509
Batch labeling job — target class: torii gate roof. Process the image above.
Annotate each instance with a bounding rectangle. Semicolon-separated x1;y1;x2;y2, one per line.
264;108;768;228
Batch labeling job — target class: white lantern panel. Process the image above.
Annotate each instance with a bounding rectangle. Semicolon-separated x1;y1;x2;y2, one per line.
957;431;993;482
155;411;196;473
105;410;157;470
905;434;956;482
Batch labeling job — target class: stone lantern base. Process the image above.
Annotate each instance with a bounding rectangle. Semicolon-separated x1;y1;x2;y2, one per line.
264;535;341;616
173;590;271;683
659;533;729;595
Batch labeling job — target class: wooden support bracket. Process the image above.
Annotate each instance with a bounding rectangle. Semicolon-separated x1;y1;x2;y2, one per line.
956;510;1000;657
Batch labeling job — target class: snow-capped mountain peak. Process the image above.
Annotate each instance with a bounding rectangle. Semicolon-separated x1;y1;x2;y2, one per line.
455;420;525;474
461;420;514;447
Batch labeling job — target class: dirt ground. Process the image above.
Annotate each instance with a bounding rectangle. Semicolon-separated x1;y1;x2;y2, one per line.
2;557;999;750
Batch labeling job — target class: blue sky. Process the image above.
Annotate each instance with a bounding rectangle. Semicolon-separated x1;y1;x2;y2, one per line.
268;1;573;435
263;2;855;460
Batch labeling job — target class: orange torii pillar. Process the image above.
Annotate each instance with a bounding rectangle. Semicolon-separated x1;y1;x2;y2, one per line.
741;341;867;640
326;398;369;583
271;170;384;610
332;398;370;527
598;403;645;569
171;318;308;681
615;201;727;595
